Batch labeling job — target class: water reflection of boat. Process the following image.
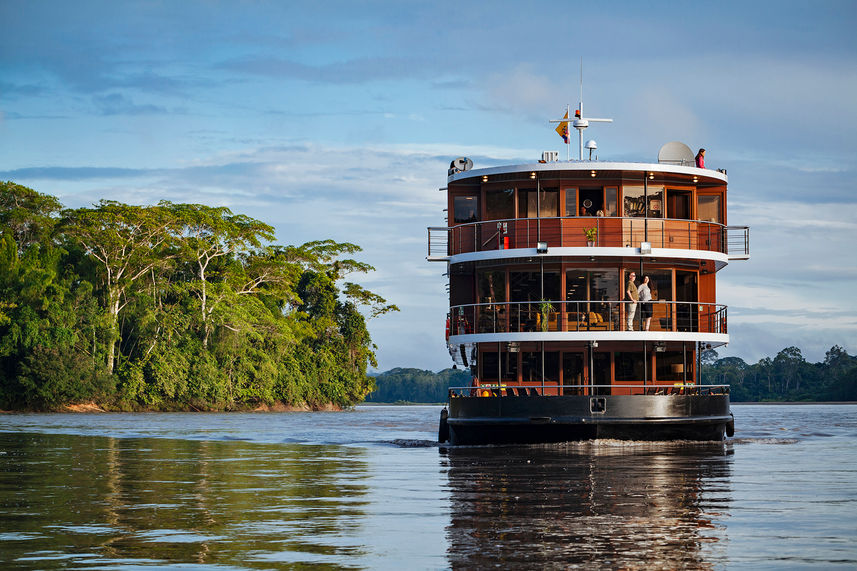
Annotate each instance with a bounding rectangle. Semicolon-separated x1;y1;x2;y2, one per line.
443;444;732;568
429;106;750;445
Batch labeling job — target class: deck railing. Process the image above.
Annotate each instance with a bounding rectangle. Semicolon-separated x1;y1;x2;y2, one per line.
428;216;737;258
448;384;730;398
726;225;750;259
448;300;727;335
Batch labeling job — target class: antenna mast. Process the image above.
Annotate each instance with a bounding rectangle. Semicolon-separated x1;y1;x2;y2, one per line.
550;59;613;160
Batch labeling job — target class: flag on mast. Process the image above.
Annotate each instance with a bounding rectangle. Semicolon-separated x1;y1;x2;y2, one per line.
555;110;569;143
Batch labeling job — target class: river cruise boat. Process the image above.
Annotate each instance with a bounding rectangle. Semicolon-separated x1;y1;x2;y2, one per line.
429;109;749;445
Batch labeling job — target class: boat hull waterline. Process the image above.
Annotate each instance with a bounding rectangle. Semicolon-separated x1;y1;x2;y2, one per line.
444;394;733;445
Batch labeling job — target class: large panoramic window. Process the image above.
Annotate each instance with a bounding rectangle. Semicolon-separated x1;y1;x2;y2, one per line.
510;271;560;302
698;195;722;223
657;351;688;383
477;270;506;303
485;188;515;220
645;269;672;302
521;350;559;382
566;269;619;302
481;350;518;382
615;351;648;382
518;188;559;218
453;195;478;224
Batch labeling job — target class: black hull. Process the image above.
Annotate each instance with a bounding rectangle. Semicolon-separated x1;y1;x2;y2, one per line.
444;394;731;445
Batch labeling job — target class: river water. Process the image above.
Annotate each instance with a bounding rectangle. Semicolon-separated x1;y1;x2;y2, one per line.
0;404;855;569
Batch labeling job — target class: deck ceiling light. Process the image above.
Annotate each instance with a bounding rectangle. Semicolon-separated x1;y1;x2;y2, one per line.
482;175;488;182
693;176;698;183
530;172;537;179
590;170;596;177
648;172;655;180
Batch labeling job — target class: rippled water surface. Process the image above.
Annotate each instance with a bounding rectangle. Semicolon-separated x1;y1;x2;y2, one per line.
1;404;855;569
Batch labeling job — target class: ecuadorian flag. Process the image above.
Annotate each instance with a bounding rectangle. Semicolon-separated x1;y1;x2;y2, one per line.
555;110;569;143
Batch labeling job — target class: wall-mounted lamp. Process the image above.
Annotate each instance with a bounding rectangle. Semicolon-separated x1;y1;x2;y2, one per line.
648;172;655;180
530;172;537;179
692;176;698;183
590;170;596;177
536;241;548;254
482;175;488;182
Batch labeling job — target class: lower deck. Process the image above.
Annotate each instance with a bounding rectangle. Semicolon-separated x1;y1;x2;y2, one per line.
442;392;733;445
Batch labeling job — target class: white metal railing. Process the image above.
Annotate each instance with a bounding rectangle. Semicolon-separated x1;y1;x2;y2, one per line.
448;300;727;335
726;226;750;259
429;215;735;257
427;226;449;260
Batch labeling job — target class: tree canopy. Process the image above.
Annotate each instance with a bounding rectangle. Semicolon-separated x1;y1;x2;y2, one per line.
703;345;857;402
0;182;398;411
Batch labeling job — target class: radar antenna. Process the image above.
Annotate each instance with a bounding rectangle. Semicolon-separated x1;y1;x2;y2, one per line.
550;59;613;160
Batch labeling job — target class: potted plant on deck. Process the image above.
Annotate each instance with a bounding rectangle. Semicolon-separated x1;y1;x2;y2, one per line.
583;227;597;246
538;300;556;332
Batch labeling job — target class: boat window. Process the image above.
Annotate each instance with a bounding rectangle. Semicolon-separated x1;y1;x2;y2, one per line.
521;350;559;382
481;349;518;382
592;352;611;389
478;270;506;303
540;188;559;217
645;270;673;302
698;194;722;223
564;188;578;216
517;188;558;218
565;269;619;302
657;351;687;383
484;188;515;220
510;271;560;303
605;187;618;216
579;188;603;216
615;351;648;382
675;270;698;332
562;353;584;394
453;195;478;224
623;185;646;217
647;185;665;218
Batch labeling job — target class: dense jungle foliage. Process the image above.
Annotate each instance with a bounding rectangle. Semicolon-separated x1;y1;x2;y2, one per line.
365;367;471;403
702;345;857;402
366;346;857;403
0;182;397;411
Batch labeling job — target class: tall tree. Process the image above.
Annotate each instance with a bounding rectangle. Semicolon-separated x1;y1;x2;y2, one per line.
60;201;178;374
166;203;277;347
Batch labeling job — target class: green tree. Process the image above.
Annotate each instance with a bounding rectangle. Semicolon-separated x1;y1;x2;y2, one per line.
60;201;178;374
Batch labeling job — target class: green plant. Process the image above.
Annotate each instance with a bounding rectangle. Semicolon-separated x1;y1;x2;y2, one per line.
538;300;555;332
583;227;598;242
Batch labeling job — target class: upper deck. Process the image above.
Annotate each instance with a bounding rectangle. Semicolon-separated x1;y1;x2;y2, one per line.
430;160;750;262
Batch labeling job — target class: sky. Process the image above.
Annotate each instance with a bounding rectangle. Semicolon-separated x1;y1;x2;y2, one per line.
1;0;856;372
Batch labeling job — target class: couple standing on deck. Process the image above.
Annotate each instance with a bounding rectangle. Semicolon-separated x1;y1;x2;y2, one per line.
625;271;652;331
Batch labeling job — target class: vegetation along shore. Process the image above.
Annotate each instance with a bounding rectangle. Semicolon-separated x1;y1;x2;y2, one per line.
0;182;397;411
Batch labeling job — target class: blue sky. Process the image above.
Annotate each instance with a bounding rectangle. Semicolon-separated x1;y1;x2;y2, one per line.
2;0;856;371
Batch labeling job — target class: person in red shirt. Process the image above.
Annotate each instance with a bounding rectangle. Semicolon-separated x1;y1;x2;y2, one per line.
695;148;706;168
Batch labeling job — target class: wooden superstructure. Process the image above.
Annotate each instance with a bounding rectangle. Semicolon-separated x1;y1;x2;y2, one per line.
430;153;750;444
